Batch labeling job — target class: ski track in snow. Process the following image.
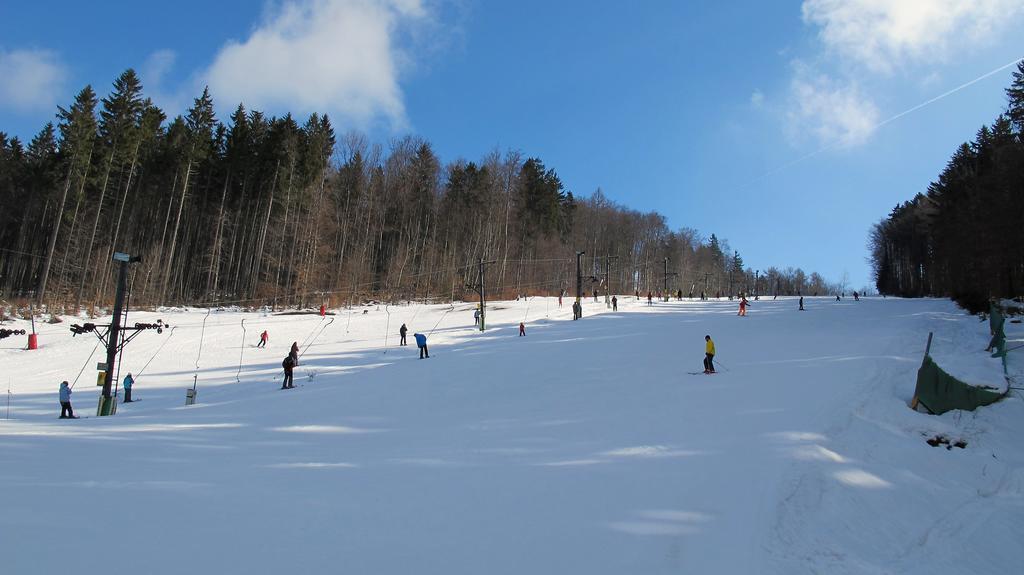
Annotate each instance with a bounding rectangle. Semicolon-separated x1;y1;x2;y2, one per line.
0;296;1021;574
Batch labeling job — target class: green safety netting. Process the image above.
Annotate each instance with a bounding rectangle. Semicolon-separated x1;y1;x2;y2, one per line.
913;355;1004;415
913;303;1012;415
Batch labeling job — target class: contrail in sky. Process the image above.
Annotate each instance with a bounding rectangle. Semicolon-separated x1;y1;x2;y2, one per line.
738;56;1024;189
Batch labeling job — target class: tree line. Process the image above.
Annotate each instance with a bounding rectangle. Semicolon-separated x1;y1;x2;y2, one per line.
0;69;836;311
868;63;1024;312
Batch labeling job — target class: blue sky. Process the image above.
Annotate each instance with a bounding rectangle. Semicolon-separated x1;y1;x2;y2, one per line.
2;0;1023;290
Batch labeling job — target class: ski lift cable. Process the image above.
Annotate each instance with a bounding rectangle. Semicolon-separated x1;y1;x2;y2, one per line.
192;309;211;392
70;338;103;390
300;316;335;359
135;326;177;378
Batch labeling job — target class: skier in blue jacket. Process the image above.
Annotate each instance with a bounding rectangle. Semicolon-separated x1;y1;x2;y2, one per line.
123;372;135;403
58;381;75;418
414;332;429;359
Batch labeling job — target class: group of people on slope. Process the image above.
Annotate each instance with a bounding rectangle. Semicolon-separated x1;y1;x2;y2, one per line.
56;298;724;417
57;370;137;419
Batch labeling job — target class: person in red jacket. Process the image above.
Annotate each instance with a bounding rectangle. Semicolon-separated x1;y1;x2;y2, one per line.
319;304;326;317
738;297;749;316
257;330;268;348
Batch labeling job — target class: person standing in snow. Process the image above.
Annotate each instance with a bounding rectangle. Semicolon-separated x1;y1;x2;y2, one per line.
647;291;653;306
703;335;716;374
123;372;135;403
414;332;429;359
399;323;408;346
257;330;268;348
799;296;805;311
593;288;599;303
319;304;326;317
281;354;295;389
58;381;75;418
474;308;480;327
738;296;749;316
519;322;526;336
558;292;563;308
289;342;299;366
612;295;618;311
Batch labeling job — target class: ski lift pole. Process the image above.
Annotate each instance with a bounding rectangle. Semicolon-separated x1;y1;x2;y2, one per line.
188;308;211;405
237;319;247;383
383;304;391;354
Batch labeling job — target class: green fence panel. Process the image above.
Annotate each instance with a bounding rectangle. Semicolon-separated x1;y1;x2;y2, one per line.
914;355;1003;415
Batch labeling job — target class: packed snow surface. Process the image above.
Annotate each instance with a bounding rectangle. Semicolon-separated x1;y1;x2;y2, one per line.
1;296;1022;574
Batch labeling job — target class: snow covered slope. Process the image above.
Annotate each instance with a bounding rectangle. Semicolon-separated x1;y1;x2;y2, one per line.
1;296;1021;574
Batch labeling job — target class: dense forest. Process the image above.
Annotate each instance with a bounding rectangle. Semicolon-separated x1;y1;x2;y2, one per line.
0;69;837;311
869;63;1024;312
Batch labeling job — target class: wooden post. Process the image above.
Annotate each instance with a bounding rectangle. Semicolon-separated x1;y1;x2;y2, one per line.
910;331;933;410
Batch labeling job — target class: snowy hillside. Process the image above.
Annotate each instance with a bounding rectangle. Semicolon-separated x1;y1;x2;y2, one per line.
1;296;1021;574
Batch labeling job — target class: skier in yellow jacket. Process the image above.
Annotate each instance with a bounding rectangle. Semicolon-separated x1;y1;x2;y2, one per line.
703;335;716;374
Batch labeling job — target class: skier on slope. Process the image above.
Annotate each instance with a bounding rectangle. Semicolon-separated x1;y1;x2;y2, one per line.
647;291;653;306
319;304;326;317
289;342;300;366
703;335;716;374
738;296;750;316
612;295;618;311
58;381;76;418
257;330;268;348
519;322;526;336
123;372;135;403
799;296;805;311
474;308;480;327
281;354;295;389
399;323;408;346
414;332;429;359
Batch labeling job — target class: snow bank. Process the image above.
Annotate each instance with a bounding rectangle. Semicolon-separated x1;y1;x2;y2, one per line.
1;296;1022;574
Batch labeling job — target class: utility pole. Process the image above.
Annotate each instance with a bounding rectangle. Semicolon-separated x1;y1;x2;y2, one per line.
755;270;760;300
662;257;678;302
604;255;618;308
477;257;496;331
575;251;585;304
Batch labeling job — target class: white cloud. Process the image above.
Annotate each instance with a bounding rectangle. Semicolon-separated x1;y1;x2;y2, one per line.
788;67;880;148
750;89;765;109
0;48;67;113
802;0;1023;73
142;49;177;88
204;0;429;129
